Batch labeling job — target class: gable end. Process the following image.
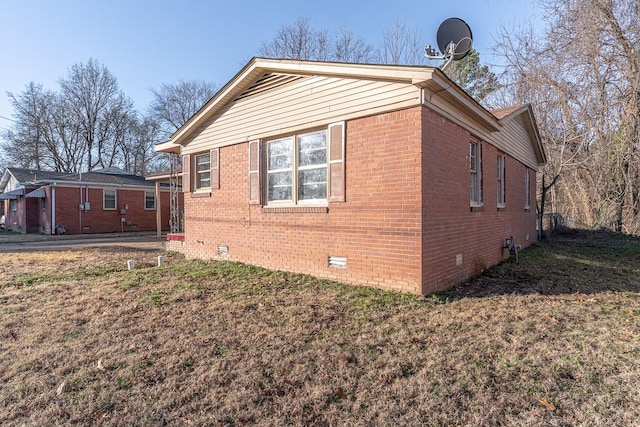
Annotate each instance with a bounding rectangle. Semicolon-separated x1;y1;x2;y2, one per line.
234;73;304;101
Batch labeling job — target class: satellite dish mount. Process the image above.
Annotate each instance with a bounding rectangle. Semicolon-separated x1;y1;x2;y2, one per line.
425;18;473;70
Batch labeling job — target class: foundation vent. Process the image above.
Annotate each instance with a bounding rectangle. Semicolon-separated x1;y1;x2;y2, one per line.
217;245;229;255
328;256;347;269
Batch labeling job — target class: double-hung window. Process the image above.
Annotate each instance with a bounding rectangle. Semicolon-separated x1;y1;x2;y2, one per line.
103;189;116;210
497;153;506;207
470;141;482;206
145;191;156;210
195;153;211;190
525;169;531;210
267;130;327;205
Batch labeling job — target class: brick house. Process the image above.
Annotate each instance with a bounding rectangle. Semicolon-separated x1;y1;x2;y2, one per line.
155;58;546;294
0;167;172;235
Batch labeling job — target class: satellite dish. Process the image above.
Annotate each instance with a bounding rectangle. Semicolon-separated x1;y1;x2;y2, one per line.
425;17;473;69
436;18;473;60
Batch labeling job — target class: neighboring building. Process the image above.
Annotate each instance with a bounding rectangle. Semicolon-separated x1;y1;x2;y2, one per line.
0;167;172;235
155;58;546;295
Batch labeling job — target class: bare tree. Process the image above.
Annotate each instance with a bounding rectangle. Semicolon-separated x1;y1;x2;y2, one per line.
259;17;331;60
334;26;378;63
380;18;426;65
2;59;158;174
148;80;217;138
43;93;86;172
259;17;378;64
116;115;165;175
2;83;49;169
58;58;135;171
494;0;640;235
2;83;86;172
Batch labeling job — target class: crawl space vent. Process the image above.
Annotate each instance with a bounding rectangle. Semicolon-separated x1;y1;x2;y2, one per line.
328;256;347;269
217;245;229;255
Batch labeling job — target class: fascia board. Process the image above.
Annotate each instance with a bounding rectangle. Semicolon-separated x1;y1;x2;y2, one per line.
522;107;547;165
258;58;434;82
155;140;181;153
415;70;500;133
45;180;154;190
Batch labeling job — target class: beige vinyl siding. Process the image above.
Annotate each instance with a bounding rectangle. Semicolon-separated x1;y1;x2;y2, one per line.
488;115;539;170
182;75;420;155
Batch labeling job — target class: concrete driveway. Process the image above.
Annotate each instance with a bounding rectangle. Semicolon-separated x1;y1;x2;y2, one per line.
0;232;166;253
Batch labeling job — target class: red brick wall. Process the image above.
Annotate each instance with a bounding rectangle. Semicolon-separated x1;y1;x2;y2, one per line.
177;105;537;294
181;107;425;294
4;194;25;233
421;107;537;293
53;186;171;234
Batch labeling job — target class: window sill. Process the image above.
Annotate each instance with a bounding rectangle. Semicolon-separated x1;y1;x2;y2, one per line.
497;204;506;210
262;206;329;214
190;191;211;198
470;203;484;212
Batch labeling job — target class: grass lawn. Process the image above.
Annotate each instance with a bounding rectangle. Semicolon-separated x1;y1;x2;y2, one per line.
1;229;639;426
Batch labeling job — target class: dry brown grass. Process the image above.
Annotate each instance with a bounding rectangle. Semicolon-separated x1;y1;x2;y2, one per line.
1;229;639;426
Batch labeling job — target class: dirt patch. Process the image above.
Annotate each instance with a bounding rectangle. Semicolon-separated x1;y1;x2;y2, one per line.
1;231;639;425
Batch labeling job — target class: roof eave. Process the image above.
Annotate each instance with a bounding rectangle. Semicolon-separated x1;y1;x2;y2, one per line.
145;172;183;183
523;106;547;165
155;140;181;154
415;69;500;133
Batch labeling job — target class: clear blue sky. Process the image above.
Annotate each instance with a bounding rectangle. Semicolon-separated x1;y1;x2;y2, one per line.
0;0;540;130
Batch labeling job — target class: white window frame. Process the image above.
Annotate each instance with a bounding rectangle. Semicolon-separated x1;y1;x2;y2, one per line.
9;199;17;211
525;169;531;210
470;141;482;207
266;129;328;207
194;153;211;191
144;191;156;210
497;153;506;208
103;189;116;210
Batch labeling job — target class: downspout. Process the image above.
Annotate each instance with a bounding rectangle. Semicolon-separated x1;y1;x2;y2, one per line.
20;189;25;233
79;172;82;234
51;184;56;234
155;180;161;238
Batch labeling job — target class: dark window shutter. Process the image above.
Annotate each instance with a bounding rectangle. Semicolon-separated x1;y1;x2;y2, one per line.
479;143;483;204
210;148;220;189
503;156;506;203
182;154;191;193
248;140;261;205
328;122;345;202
